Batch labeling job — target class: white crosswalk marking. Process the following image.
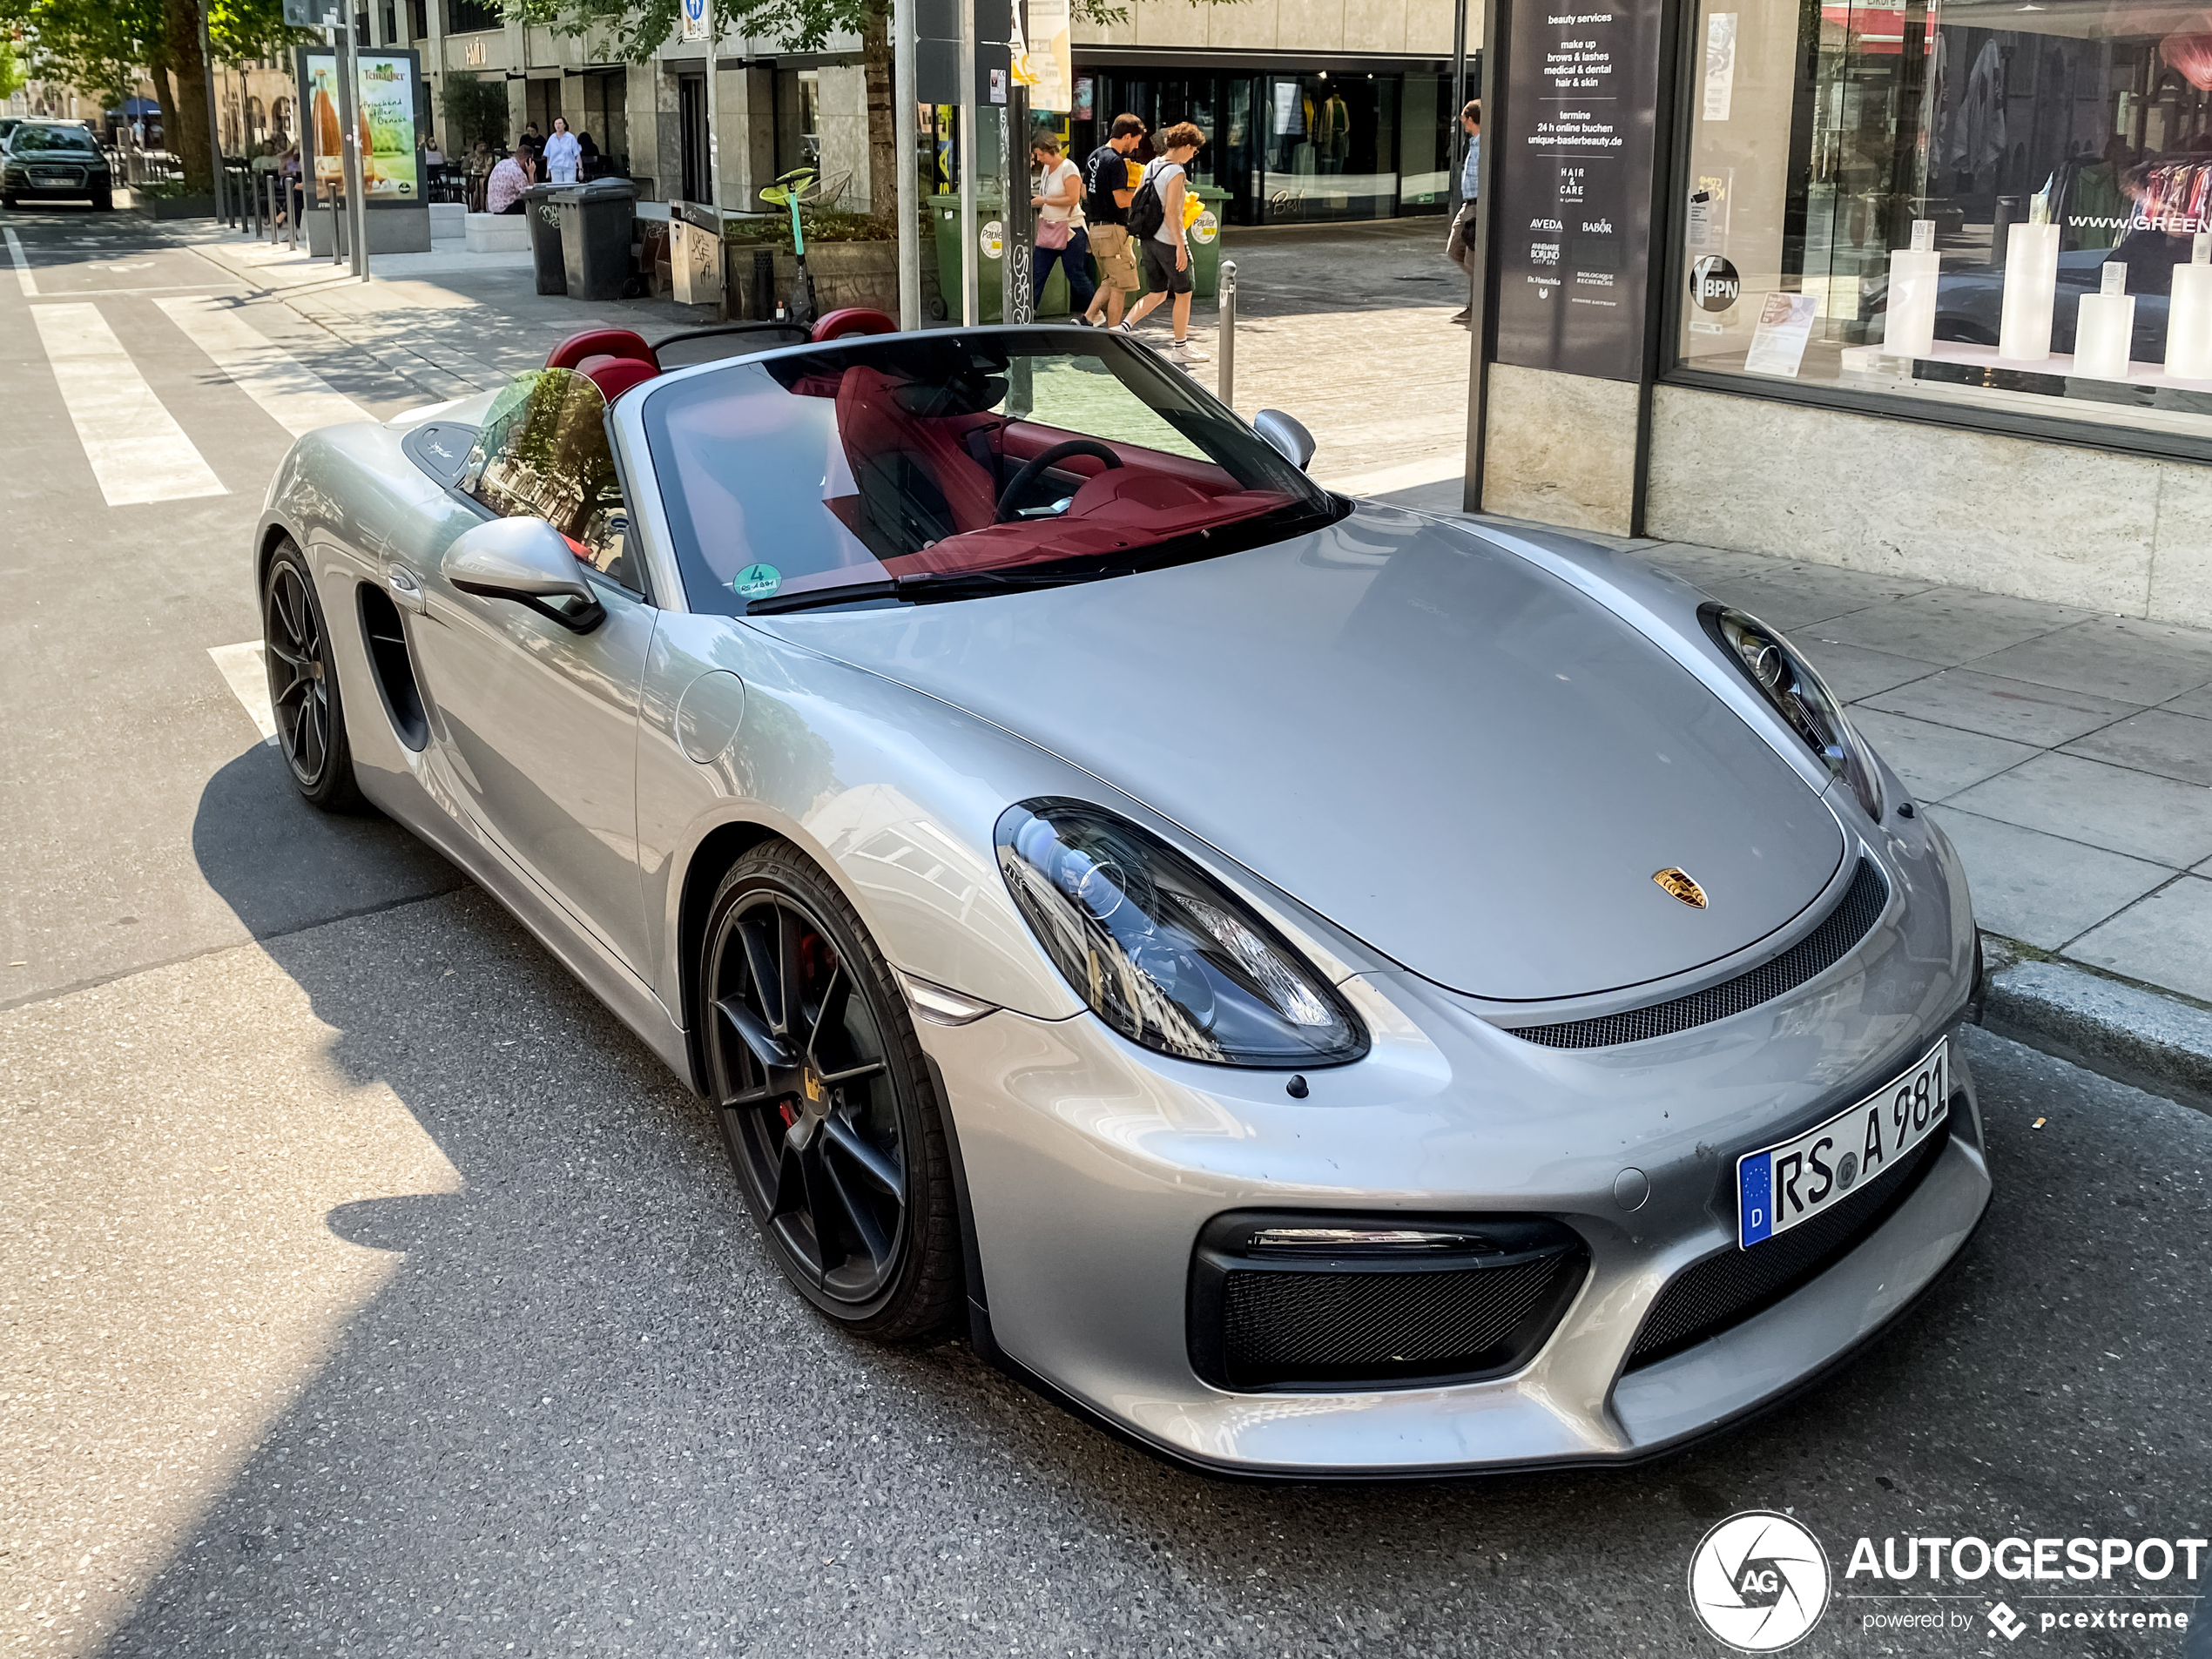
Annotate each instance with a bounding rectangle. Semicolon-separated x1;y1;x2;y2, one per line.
158;296;368;436
29;303;226;505
206;641;278;745
3;227;34;295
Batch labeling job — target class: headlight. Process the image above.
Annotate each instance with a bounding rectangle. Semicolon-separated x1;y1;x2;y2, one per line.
995;799;1367;1069
1703;604;1883;819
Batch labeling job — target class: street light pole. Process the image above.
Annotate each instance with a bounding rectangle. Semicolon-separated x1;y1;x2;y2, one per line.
894;0;920;328
334;20;369;278
703;0;720;212
956;0;976;326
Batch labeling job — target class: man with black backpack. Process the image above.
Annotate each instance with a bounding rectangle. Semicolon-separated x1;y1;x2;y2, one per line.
1079;113;1146;330
1116;122;1208;367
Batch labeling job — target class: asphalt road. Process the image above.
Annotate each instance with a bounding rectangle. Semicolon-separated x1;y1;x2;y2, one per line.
2;209;2208;1659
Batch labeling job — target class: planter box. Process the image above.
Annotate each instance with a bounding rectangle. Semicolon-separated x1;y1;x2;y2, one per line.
133;193;214;220
465;212;532;253
725;238;897;320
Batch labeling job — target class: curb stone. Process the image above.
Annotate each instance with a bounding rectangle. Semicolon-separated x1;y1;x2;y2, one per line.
1979;937;2212;1109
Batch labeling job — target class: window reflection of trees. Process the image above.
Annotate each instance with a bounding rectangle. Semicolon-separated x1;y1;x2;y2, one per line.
465;369;638;592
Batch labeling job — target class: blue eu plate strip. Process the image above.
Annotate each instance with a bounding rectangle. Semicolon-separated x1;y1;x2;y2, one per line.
1739;1153;1774;1246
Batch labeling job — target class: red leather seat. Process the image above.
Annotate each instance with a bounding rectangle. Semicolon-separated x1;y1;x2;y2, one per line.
813;307;897;342
547;327;656;372
833;365;998;534
580;356;658;402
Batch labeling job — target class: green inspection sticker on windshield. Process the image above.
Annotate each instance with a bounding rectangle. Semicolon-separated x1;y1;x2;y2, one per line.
733;563;781;599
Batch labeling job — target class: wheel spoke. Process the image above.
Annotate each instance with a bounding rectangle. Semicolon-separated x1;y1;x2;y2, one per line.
777;903;808;1038
737;914;783;1038
802;963;846;1067
822;1114;901;1197
822;1150;893;1269
273;576;306;649
265;638;306;670
817;1060;886;1089
719;1080;778;1109
301;688;327;774
715;993;794;1071
799;1141;849;1271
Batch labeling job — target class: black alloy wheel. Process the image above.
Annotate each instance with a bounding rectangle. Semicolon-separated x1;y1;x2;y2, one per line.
262;540;361;811
702;844;960;1339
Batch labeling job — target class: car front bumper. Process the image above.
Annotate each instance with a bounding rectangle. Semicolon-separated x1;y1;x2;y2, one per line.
921;817;1990;1478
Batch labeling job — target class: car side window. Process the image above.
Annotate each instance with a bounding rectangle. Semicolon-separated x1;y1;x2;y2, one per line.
459;368;644;597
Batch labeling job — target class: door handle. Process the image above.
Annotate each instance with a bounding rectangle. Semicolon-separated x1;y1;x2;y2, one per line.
387;564;427;614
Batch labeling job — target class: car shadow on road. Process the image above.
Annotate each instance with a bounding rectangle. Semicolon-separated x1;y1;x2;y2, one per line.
97;806;2212;1653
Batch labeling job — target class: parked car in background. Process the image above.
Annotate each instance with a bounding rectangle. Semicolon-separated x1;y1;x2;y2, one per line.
2;122;114;210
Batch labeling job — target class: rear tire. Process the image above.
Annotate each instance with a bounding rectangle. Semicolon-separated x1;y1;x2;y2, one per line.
262;539;363;812
700;842;962;1342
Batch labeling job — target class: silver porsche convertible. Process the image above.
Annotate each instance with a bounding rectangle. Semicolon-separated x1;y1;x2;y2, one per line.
255;318;1990;1478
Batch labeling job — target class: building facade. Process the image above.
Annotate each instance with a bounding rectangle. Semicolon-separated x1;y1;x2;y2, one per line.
1469;0;2212;629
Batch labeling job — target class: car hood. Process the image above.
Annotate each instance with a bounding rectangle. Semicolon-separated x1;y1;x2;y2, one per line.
757;509;1844;1001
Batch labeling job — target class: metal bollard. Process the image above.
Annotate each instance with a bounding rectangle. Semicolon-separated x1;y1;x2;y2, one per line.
1217;259;1237;410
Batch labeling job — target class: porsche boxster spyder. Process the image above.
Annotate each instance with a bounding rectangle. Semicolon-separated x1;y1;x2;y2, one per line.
253;319;1990;1477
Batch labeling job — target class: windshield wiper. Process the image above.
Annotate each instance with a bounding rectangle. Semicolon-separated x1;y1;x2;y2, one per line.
743;565;1130;617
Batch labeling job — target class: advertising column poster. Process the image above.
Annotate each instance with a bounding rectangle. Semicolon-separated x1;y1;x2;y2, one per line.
296;48;421;206
1491;0;1665;381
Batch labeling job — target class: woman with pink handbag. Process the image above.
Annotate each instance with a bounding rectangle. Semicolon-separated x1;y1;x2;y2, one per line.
1030;134;1098;319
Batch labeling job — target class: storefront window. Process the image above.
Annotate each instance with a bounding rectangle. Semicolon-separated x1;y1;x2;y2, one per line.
1678;0;2212;439
1262;72;1399;220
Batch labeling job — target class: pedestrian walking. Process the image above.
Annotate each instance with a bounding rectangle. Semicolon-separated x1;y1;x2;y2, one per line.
1029;135;1097;319
1117;122;1208;365
543;117;581;185
1079;113;1145;329
1447;100;1480;324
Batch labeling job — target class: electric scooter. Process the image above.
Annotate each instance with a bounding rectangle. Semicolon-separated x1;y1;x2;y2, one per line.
759;165;820;325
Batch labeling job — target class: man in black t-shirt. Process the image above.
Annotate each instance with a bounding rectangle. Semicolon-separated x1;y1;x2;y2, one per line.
1080;113;1146;328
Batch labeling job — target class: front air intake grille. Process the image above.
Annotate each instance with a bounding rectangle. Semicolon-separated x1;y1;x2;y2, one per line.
1624;1114;1952;1371
1510;859;1889;1050
1189;1211;1588;1392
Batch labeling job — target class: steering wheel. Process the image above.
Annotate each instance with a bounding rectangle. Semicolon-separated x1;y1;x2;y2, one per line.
995;439;1124;523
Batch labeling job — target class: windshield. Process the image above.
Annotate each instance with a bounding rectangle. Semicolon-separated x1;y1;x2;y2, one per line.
640;328;1339;614
11;127;98;155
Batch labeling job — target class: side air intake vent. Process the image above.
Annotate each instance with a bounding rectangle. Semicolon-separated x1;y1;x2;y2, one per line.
1189;1211;1588;1393
1508;860;1889;1050
358;583;428;752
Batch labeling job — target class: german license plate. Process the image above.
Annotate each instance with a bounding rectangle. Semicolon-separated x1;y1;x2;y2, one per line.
1737;1040;1949;1248
33;171;72;185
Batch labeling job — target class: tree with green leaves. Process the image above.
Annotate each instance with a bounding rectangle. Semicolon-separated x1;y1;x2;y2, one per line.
0;0;300;191
506;0;1137;222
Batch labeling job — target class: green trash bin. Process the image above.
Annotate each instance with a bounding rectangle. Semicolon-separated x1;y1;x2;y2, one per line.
930;193;1006;322
1125;185;1229;303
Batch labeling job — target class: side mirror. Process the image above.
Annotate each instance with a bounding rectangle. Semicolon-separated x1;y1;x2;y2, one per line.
442;516;605;633
1252;408;1317;472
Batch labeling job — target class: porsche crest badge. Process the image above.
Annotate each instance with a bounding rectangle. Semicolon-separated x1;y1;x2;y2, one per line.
1654;867;1709;908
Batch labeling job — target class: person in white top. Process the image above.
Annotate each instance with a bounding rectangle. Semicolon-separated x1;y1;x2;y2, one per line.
1028;134;1097;319
1116;122;1207;364
543;117;581;185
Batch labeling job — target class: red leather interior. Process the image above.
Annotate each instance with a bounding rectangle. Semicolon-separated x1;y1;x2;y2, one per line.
547;327;657;373
832;366;1000;532
813;307;897;341
579;355;659;402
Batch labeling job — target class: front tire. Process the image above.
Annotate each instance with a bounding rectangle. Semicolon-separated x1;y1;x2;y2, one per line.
91;189;113;212
701;843;961;1341
262;539;362;811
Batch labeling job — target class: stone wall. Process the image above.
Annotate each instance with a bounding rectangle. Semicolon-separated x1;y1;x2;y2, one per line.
1645;384;2212;631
